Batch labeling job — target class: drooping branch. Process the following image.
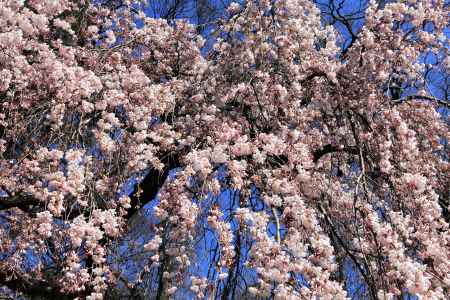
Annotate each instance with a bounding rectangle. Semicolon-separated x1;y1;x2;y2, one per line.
317;202;378;300
0;151;181;219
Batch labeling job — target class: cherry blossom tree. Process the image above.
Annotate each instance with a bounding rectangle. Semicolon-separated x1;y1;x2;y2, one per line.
0;0;449;299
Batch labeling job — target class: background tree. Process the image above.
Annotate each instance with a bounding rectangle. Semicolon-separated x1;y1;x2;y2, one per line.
0;0;449;299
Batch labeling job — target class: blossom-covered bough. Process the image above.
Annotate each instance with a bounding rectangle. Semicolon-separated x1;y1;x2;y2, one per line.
0;0;449;299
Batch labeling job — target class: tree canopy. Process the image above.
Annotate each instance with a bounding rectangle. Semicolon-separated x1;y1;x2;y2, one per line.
0;0;449;299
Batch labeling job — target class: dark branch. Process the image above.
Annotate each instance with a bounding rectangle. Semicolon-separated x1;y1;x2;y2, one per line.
312;144;359;163
392;95;450;108
126;151;181;220
300;70;336;86
0;193;39;211
0;271;81;300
